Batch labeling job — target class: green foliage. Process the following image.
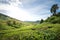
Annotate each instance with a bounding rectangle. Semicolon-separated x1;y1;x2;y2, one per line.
45;16;60;24
0;11;60;40
56;12;60;16
0;22;60;40
0;13;24;30
40;19;44;24
50;4;59;16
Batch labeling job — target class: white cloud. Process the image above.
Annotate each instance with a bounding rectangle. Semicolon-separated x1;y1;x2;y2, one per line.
0;0;59;21
0;0;42;21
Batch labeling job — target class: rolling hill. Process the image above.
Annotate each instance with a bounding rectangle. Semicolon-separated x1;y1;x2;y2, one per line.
0;13;60;40
0;13;24;30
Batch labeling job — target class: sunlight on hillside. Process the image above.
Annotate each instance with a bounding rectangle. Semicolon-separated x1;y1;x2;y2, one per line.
0;0;60;40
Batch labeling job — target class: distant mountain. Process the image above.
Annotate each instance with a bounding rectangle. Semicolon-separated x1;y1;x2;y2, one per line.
24;21;40;24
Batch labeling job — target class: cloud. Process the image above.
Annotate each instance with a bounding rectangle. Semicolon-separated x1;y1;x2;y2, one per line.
0;0;60;21
0;0;37;21
22;0;60;15
21;0;60;21
0;0;10;4
0;0;23;13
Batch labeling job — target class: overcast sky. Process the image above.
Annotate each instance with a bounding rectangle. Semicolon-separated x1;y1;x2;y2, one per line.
0;0;60;21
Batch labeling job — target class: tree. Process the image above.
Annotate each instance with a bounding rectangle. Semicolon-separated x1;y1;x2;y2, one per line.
40;19;44;24
50;4;59;16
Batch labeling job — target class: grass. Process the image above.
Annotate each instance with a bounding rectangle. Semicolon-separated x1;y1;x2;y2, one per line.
0;22;60;40
0;13;60;40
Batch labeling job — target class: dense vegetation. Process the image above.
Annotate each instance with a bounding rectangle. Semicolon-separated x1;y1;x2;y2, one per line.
0;4;60;40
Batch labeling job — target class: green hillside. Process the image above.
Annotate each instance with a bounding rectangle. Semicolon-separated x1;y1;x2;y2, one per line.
0;12;60;40
0;13;24;30
0;4;60;40
45;12;60;24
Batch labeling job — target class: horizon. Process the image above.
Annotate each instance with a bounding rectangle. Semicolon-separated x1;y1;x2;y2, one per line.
0;0;60;21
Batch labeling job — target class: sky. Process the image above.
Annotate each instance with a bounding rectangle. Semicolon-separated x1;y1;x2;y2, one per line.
0;0;60;21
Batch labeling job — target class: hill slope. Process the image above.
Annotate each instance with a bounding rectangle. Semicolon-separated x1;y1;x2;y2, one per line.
0;13;24;30
0;13;60;40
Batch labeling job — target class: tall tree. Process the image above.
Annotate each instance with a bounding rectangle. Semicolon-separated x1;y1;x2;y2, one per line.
40;19;44;24
50;4;59;15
